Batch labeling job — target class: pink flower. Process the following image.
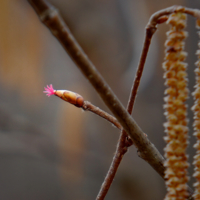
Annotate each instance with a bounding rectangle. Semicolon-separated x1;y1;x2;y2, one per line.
43;84;55;97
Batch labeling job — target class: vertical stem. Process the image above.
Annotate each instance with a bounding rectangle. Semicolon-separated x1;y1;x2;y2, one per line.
96;24;156;200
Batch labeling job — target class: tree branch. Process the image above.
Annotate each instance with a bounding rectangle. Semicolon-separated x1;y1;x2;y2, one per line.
96;11;155;200
82;101;122;131
28;0;165;178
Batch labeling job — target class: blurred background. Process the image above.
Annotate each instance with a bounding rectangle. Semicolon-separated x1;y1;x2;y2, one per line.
0;0;199;199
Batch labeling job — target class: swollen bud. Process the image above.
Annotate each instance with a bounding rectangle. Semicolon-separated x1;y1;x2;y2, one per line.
54;90;84;107
43;84;84;107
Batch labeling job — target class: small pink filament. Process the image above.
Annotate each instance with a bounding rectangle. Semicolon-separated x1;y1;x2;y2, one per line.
43;84;55;97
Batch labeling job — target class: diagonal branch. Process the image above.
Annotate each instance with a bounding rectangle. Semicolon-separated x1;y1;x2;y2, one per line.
82;101;122;131
27;0;166;178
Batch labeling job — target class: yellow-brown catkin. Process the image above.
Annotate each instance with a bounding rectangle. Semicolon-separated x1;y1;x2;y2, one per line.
192;19;200;200
163;12;189;200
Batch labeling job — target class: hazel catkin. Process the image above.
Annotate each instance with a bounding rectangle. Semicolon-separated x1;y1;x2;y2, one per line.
163;12;189;200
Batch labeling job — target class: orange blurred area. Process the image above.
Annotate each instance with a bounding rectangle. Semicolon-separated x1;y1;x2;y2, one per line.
0;0;199;199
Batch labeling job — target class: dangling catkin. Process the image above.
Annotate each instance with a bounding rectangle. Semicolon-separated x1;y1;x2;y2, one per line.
192;19;200;200
163;12;189;200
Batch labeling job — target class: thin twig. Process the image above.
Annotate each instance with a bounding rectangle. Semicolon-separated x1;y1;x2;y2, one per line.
96;130;128;200
28;0;166;178
82;101;122;130
44;85;123;131
96;16;155;200
147;5;200;29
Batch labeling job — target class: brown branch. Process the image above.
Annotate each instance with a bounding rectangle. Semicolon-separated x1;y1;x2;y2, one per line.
82;101;122;131
28;0;166;178
147;5;200;29
96;130;128;200
51;88;123;130
96;17;154;200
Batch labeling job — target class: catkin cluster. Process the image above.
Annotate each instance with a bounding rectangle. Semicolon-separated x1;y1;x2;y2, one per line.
163;12;189;200
192;19;200;200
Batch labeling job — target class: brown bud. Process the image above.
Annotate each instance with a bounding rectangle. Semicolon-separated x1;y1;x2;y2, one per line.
63;91;84;107
54;90;84;107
